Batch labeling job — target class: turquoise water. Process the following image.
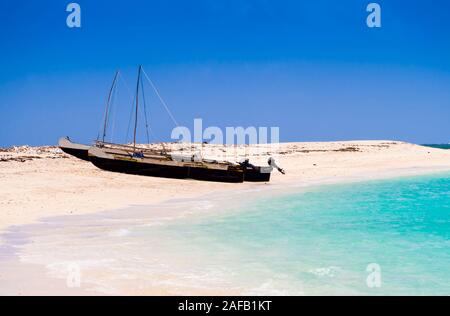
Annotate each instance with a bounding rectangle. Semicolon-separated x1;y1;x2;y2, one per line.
5;173;450;295
139;173;450;295
423;144;450;150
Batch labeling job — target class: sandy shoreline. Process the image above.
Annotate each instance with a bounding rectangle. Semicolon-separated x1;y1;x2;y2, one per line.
1;141;450;233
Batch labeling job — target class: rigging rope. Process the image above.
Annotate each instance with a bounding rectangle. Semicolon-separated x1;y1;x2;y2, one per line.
119;73;134;99
101;71;119;142
109;80;119;142
101;67;178;149
97;75;114;141
140;78;150;144
141;68;179;127
125;90;137;144
118;73;137;144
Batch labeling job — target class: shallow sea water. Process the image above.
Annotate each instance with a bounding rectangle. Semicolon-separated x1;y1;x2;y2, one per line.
2;173;450;295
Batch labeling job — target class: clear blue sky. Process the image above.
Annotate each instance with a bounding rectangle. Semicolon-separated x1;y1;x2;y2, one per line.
0;0;449;146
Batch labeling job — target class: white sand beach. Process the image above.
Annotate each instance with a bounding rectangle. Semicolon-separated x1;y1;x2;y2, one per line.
1;141;450;232
1;140;450;295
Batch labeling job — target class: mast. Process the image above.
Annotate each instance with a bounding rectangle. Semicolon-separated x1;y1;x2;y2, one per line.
133;65;142;150
102;70;119;142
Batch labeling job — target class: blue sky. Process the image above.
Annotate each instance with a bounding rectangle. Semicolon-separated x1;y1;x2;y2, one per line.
0;0;449;146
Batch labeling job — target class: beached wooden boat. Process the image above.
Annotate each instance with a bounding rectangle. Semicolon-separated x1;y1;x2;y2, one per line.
60;137;280;182
60;66;283;182
58;137;90;161
88;143;246;182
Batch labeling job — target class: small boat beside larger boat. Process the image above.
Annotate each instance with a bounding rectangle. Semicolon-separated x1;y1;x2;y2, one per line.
58;66;284;183
59;138;282;183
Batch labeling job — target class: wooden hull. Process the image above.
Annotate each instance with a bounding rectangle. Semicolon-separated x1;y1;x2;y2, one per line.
59;140;274;183
88;147;245;183
90;155;273;183
243;167;271;182
58;137;90;161
60;147;90;161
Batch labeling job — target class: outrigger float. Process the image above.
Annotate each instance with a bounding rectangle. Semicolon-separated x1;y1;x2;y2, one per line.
59;66;284;183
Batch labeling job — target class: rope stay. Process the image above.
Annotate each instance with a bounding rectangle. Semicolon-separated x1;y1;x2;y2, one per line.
141;68;179;127
140;77;151;144
100;66;178;151
118;73;134;99
118;73;138;145
109;81;119;142
125;91;137;145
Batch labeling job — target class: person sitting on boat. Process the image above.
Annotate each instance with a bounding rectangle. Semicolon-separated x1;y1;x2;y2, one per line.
239;159;257;170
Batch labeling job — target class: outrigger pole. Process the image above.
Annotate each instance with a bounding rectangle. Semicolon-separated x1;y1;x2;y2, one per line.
102;70;120;142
